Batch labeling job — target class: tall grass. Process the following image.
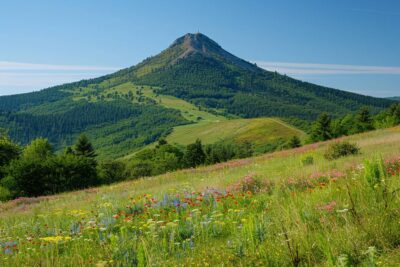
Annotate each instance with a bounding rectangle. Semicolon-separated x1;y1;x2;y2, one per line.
1;127;400;266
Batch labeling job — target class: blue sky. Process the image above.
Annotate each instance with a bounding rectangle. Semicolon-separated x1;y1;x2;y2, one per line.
1;0;399;97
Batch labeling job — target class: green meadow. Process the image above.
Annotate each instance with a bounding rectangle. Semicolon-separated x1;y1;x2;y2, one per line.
105;83;304;159
1;126;400;266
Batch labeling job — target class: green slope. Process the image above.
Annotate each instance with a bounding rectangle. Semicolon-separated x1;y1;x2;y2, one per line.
165;117;305;146
2;126;400;265
105;83;304;159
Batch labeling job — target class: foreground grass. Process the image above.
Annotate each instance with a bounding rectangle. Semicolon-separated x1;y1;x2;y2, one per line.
1;127;400;266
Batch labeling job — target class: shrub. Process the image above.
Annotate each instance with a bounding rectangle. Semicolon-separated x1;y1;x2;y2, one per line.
324;141;360;160
287;135;302;148
364;158;386;189
300;154;314;166
98;160;128;184
127;161;153;179
0;185;11;201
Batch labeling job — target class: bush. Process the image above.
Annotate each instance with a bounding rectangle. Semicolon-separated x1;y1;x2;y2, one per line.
300;154;314;166
127;161;153;179
0;185;11;201
287;136;302;148
324;141;360;160
98;160;128;184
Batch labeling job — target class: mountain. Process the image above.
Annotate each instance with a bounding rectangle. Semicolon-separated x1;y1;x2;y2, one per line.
0;33;394;158
111;33;393;119
388;97;400;101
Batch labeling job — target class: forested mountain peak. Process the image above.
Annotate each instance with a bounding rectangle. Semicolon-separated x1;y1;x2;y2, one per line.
128;33;393;120
136;33;260;72
171;33;221;52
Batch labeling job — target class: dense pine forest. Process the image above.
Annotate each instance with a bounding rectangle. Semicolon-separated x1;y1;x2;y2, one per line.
0;100;187;157
134;53;392;119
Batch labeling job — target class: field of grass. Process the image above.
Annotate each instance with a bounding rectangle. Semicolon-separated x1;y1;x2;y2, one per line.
165;117;305;146
142;89;226;123
1;126;400;266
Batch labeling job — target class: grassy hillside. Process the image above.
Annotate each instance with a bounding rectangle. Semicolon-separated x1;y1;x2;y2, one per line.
104;83;305;159
165;117;305;147
1;126;400;265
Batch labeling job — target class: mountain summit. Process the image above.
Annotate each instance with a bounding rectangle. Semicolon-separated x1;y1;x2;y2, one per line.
171;33;221;55
166;33;258;71
127;32;259;77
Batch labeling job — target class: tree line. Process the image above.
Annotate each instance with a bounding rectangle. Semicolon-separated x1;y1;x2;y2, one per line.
0;134;290;201
308;103;400;142
0;134;126;200
1;103;399;201
127;138;255;179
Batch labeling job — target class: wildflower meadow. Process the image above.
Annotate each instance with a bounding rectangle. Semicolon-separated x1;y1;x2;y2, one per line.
1;127;400;266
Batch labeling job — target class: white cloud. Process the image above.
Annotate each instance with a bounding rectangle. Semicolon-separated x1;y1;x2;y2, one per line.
0;61;120;71
254;61;400;75
0;61;121;94
0;72;103;87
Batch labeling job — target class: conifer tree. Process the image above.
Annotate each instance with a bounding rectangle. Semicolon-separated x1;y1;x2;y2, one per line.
75;134;97;158
183;139;205;168
355;107;374;132
288;135;302;148
309;113;333;142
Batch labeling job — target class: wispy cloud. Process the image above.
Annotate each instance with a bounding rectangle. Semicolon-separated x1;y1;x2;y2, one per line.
0;61;120;71
0;61;121;95
254;61;400;75
347;8;400;16
0;73;104;87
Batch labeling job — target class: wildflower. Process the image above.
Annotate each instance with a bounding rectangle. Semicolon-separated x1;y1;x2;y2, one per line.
317;201;337;213
1;241;18;255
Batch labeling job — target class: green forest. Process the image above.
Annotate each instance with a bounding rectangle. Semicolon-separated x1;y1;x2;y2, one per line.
1;102;399;201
